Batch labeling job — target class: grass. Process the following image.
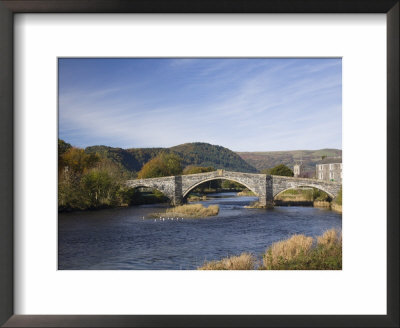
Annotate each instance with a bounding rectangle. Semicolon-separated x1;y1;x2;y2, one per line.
237;189;255;196
151;204;219;218
317;228;341;247
263;234;313;269
198;253;256;270
263;229;342;270
275;188;314;201
197;229;342;270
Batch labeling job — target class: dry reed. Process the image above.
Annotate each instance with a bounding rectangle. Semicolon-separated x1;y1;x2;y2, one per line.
263;234;313;268
313;200;331;208
317;228;342;247
198;253;256;270
164;204;219;218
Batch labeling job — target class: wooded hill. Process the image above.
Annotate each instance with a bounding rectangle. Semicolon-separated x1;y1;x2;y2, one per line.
236;149;342;174
69;140;341;176
84;142;258;175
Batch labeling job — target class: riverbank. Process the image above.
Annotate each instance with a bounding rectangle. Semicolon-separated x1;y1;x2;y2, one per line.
58;189;168;213
198;229;342;270
313;201;342;213
331;203;342;213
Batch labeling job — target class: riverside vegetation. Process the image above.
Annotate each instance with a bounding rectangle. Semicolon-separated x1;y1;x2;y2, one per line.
58;140;176;211
198;229;342;270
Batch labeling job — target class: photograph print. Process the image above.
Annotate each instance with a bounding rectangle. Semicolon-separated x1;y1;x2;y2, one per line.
58;58;342;270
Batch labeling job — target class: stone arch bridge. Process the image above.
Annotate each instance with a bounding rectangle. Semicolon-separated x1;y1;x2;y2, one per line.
125;170;341;208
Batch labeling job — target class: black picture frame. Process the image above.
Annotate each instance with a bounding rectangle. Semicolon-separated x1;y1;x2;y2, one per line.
0;1;398;327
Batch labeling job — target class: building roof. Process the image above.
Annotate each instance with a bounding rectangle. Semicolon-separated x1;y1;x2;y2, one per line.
317;157;342;164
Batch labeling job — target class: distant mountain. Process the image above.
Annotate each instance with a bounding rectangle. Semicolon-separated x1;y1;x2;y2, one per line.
85;142;258;174
236;149;342;174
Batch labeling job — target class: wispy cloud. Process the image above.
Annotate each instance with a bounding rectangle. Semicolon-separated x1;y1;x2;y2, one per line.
58;58;341;151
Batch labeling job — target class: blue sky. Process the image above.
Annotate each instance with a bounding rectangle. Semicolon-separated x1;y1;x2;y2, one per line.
58;58;341;151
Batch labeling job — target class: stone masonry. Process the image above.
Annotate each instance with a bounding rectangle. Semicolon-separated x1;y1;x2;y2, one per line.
126;170;341;208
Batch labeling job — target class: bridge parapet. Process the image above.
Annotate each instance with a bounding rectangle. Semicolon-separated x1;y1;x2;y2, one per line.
126;175;175;186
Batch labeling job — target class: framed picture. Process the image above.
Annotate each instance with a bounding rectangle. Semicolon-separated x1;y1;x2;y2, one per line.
0;1;398;327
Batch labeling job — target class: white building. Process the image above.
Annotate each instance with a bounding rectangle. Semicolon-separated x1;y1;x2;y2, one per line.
316;158;342;183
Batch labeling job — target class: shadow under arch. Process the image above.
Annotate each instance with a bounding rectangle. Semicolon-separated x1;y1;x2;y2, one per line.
182;177;259;200
127;184;171;203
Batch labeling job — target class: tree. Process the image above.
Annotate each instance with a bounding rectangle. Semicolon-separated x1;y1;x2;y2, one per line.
61;147;100;174
183;165;214;175
266;164;294;177
58;139;72;174
137;152;182;178
81;170;117;207
58;139;72;155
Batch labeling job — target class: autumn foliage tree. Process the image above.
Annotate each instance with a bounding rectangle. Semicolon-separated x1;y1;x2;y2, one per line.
182;165;214;175
60;147;100;174
58;140;122;210
137;153;182;179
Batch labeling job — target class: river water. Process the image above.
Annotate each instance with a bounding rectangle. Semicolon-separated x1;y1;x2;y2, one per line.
58;192;342;270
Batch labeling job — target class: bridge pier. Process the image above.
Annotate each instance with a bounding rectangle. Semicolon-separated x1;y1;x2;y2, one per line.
258;197;274;209
258;175;274;208
171;176;183;206
171;195;183;206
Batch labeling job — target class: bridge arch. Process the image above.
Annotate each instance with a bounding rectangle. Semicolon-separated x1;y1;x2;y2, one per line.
271;175;340;200
125;176;177;203
128;184;169;196
273;185;335;200
182;177;259;199
125;184;173;203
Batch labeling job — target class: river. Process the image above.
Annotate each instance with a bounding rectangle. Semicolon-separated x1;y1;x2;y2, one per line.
58;192;342;270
